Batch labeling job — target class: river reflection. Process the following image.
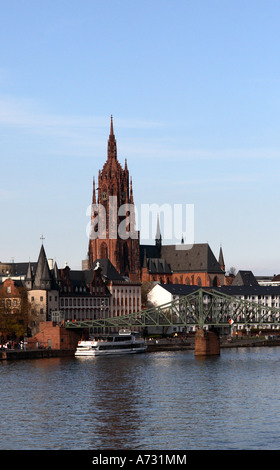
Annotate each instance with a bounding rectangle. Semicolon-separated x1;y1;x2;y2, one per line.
1;348;280;449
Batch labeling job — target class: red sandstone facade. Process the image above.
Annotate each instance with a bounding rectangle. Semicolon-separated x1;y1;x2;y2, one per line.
88;117;140;282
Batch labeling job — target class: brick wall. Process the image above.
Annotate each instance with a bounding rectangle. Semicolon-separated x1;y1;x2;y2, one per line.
27;321;79;350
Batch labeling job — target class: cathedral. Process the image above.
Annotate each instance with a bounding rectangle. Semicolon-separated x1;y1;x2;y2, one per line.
87;117;226;287
87;116;141;282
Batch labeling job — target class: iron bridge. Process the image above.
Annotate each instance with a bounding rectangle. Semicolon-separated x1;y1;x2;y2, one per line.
64;287;280;331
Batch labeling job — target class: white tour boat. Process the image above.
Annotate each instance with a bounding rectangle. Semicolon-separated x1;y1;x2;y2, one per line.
74;329;147;357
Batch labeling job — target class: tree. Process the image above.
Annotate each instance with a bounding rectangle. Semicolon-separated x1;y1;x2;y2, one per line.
141;281;155;307
228;267;236;276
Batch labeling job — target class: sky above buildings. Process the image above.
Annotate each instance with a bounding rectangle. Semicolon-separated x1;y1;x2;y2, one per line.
0;0;280;275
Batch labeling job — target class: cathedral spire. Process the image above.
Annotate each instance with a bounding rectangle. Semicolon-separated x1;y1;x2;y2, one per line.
110;114;114;136
107;115;117;159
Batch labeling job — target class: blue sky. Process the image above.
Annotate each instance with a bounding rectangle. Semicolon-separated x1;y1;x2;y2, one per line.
0;0;280;275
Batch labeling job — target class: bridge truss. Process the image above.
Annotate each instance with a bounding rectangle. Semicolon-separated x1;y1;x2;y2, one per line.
64;288;280;331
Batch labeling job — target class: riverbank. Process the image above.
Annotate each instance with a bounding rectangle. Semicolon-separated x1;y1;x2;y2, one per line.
0;348;75;360
146;336;280;352
1;336;280;359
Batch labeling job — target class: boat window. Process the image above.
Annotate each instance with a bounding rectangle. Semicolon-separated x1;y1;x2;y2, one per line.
114;336;131;341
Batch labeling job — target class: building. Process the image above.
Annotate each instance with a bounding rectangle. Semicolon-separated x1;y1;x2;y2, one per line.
0;276;31;340
0;277;25;316
231;270;259;287
141;239;226;286
90;259;142;318
148;282;280;334
0;261;37;282
87;116;140;282
59;258;141;322
1;241;142;334
85;117;226;287
256;274;280;286
148;283;198;308
58;263;111;322
25;244;60;325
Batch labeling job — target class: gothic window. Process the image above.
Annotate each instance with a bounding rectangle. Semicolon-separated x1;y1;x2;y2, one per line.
100;242;108;259
212;276;220;287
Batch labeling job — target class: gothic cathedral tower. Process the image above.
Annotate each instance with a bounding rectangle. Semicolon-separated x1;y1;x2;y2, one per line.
88;117;140;281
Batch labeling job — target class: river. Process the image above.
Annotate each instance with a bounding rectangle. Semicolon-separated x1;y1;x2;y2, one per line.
1;347;280;450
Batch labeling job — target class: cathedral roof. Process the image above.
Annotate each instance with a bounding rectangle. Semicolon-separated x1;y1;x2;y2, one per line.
161;243;223;274
140;242;223;274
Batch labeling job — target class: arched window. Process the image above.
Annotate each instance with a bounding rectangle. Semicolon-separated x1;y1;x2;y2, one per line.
212;276;220;287
100;242;108;259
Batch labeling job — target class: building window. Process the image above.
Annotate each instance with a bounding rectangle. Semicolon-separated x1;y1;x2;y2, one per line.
7;286;11;293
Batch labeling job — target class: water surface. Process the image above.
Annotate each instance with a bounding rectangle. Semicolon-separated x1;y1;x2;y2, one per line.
1;347;280;450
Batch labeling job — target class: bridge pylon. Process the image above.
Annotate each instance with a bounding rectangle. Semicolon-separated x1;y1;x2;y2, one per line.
194;327;220;356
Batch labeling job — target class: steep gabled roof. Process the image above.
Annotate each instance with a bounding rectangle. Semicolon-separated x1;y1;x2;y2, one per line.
160;243;223;274
231;270;259;287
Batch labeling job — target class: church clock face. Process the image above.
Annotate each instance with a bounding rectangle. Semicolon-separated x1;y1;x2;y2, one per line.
102;191;108;201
